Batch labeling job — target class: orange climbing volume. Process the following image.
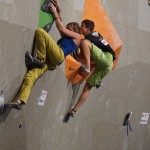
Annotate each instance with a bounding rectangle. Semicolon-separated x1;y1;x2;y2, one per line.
66;55;95;84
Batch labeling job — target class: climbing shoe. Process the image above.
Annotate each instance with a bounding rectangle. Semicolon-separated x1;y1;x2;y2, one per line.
25;51;45;70
70;109;76;117
32;57;45;69
25;51;33;68
96;81;103;89
80;63;90;75
4;100;23;110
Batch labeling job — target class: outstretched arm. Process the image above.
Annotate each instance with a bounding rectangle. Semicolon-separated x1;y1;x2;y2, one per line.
48;3;81;44
51;0;62;21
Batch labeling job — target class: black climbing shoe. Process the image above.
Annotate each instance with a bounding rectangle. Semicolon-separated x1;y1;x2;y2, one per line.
25;51;33;68
32;57;45;69
25;51;45;70
4;101;23;110
96;81;103;89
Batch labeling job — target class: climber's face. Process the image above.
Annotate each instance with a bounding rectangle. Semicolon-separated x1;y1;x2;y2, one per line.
80;23;91;36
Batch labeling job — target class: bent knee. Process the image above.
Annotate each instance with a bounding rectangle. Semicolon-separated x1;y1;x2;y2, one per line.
80;39;91;46
35;28;45;36
80;39;92;50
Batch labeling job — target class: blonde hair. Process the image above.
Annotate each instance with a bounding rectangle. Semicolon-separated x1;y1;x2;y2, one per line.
66;22;80;34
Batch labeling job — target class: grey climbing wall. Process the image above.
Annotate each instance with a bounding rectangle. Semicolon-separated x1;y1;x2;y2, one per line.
0;0;150;150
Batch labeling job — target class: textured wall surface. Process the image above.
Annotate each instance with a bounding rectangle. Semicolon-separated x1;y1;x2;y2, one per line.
0;0;150;150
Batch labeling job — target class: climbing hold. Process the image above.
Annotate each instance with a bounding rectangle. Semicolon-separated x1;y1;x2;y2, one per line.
38;0;54;33
41;0;53;13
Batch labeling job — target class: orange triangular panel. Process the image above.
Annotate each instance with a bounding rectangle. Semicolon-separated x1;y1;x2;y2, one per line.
66;55;80;80
66;55;95;84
